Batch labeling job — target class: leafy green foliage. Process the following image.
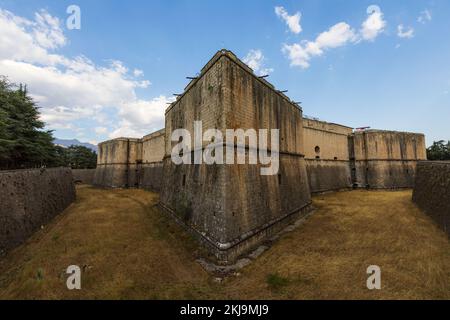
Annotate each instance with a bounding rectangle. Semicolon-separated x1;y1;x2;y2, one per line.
0;77;97;169
427;140;450;161
63;145;97;169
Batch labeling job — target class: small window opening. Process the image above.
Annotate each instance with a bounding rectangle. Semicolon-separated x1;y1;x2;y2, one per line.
278;174;282;185
182;174;186;186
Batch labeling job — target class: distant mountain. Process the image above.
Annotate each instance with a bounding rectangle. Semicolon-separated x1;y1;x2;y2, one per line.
54;138;98;152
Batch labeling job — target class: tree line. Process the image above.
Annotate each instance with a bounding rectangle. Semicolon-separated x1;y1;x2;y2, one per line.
0;77;97;170
427;140;450;161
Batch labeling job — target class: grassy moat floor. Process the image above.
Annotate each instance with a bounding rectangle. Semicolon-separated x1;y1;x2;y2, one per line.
0;186;449;300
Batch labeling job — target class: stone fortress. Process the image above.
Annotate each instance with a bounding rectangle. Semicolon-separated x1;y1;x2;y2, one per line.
94;50;427;262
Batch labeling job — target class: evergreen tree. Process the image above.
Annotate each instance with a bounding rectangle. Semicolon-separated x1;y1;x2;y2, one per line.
0;77;58;169
0;77;98;170
66;145;97;169
427;140;450;161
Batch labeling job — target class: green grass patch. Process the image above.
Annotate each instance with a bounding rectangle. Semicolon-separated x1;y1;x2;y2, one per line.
266;273;289;291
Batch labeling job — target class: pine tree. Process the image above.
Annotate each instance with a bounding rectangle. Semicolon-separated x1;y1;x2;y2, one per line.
0;77;58;169
426;140;450;161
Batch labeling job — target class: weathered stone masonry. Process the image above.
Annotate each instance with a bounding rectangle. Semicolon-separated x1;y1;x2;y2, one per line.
303;119;426;192
93;129;165;191
93;49;427;262
160;51;312;262
351;130;426;189
303;119;353;193
0;168;76;255
72;169;96;185
413;161;450;237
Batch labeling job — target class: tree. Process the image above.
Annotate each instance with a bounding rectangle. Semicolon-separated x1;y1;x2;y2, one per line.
0;77;99;170
0;77;58;169
66;145;97;169
427;140;450;161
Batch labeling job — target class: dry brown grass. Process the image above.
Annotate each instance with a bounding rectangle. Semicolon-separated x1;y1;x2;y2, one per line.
0;186;449;300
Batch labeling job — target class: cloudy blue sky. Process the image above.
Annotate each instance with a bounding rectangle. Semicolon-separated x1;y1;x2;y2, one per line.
0;0;448;146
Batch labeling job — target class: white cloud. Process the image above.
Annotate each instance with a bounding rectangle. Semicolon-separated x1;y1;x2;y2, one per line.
283;22;357;68
133;69;144;77
0;9;64;65
360;5;386;41
282;5;386;69
0;9;168;140
397;24;414;39
316;22;357;48
275;6;302;34
243;49;274;76
33;10;66;49
110;95;173;139
95;127;108;135
417;9;432;24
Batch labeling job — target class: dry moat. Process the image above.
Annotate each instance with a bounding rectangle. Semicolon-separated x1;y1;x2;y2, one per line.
0;185;449;300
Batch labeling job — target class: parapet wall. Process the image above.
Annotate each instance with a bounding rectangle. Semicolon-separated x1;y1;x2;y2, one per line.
72;169;96;185
303;119;353;192
142;130;165;164
0;168;76;255
303;119;353;161
413;161;450;237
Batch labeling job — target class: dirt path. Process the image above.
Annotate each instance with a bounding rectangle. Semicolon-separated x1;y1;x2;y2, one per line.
0;187;449;299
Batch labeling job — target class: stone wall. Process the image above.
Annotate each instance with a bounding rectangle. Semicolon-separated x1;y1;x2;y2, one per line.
352;131;427;188
303;119;353;192
0;168;76;255
93;132;164;189
353;160;418;189
305;159;352;193
139;162;164;192
93;49;429;261
142;129;165;164
413;161;450;237
303;119;353;160
72;169;96;185
160;50;312;262
94;138;141;188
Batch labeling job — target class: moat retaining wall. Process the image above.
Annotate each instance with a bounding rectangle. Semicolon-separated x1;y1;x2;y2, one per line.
72;169;96;185
0;168;76;255
139;162;164;192
413;161;450;237
305;159;352;193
